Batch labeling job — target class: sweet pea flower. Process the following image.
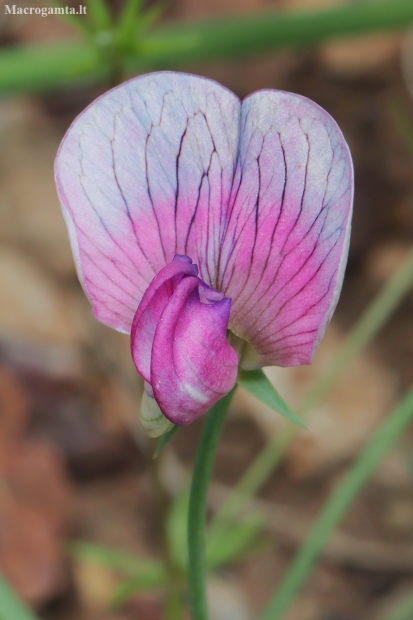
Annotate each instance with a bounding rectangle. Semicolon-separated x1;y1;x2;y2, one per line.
55;71;353;435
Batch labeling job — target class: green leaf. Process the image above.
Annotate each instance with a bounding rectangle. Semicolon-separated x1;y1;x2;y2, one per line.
2;0;413;94
111;569;168;607
140;2;167;32
67;541;168;606
0;573;41;620
206;512;266;568
67;540;165;577
166;486;265;572
0;43;106;94
115;0;143;48
136;0;413;67
166;488;190;570
259;386;413;620
238;369;306;428
153;424;180;459
86;0;112;31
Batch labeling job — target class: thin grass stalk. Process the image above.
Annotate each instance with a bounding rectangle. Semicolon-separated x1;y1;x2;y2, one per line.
0;574;41;620
210;246;413;536
259;386;413;620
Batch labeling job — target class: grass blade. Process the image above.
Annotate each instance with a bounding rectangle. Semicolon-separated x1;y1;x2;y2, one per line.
0;573;41;620
259;387;413;620
86;0;112;30
210;245;413;536
67;540;165;576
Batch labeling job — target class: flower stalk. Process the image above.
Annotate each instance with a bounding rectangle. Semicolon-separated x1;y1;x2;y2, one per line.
188;388;236;620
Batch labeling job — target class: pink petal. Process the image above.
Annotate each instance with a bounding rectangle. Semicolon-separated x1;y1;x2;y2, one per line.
150;277;238;425
55;72;240;333
131;256;198;381
219;91;353;367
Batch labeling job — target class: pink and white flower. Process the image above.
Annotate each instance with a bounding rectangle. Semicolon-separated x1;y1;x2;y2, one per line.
55;71;353;431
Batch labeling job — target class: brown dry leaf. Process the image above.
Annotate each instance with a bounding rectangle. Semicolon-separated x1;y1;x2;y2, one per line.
0;100;75;276
0;437;72;605
0;364;29;438
0;492;66;604
0;244;89;345
73;560;119;613
320;33;401;78
365;241;412;285
208;577;252;620
0;439;72;529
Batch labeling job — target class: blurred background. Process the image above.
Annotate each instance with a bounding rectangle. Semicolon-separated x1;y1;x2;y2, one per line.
1;0;413;619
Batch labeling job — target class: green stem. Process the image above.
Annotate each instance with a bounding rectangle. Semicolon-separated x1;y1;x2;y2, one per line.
187;388;236;620
210;246;413;537
137;0;413;67
258;386;413;620
0;573;41;620
2;0;413;93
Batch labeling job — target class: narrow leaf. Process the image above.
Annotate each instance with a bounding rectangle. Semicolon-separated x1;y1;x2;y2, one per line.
86;0;112;30
259;386;413;620
238;369;306;428
206;512;266;568
166;488;190;570
154;424;180;458
1;0;413;94
0;43;105;94
67;540;164;577
0;573;41;620
116;0;143;47
111;569;168;607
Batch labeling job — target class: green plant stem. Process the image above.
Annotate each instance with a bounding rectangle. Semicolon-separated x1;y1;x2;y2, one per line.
210;246;413;537
259;386;413;620
1;0;413;93
0;573;41;620
137;0;413;67
187;389;236;620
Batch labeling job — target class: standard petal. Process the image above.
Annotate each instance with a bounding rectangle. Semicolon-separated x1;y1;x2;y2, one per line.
131;256;198;381
151;278;238;425
219;91;353;367
55;72;240;333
